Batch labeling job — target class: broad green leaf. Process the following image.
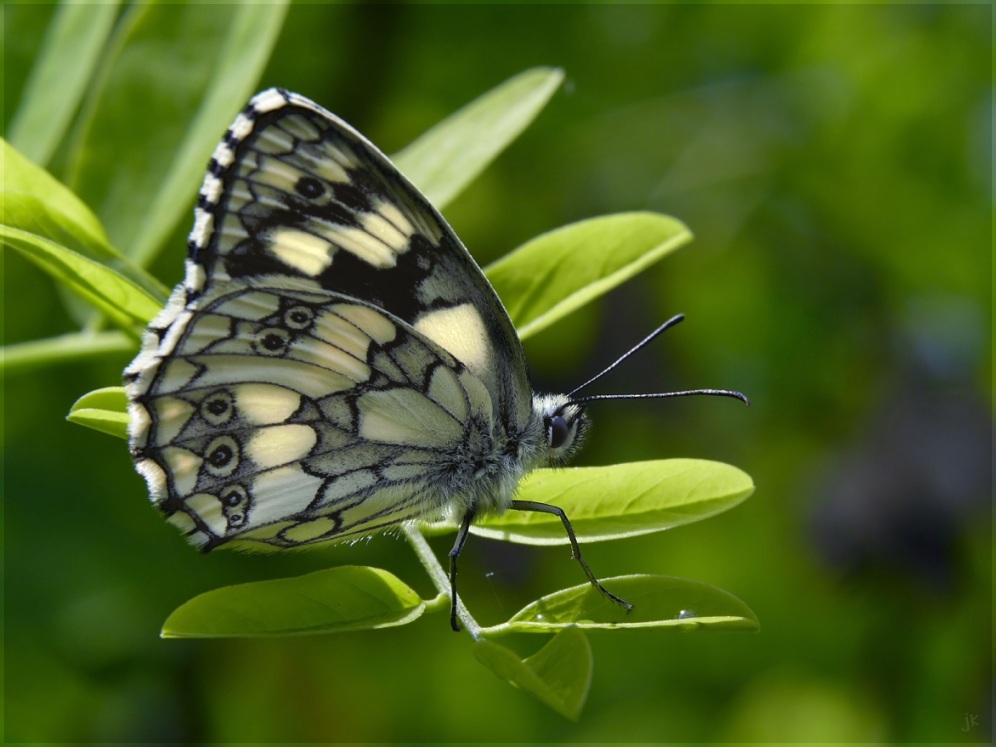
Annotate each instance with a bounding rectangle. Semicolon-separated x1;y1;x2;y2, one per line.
394;67;564;210
2;139;169;302
67;386;129;439
467;459;753;545
473;627;592;720
162;566;425;638
65;2;288;267
486;212;692;339
7;1;120;165
2;226;163;329
493;575;759;634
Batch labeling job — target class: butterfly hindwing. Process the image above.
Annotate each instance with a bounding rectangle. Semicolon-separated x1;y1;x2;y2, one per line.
129;277;501;550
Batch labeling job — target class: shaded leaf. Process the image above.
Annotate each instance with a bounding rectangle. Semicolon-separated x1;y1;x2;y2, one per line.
7;2;120;165
65;2;289;267
494;574;759;633
3;331;134;375
473;627;592;720
394;67;563;209
486;212;691;339
162;566;425;638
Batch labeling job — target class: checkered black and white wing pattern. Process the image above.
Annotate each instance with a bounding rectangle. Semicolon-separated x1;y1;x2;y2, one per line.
186;89;530;429
126;277;510;550
124;89;546;551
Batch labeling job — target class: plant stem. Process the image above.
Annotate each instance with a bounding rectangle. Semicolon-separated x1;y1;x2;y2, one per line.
2;330;135;373
402;524;484;641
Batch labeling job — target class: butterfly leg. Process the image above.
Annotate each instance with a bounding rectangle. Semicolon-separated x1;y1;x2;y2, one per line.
509;499;634;613
448;509;476;632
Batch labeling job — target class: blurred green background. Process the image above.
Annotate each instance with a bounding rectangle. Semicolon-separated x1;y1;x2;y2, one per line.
4;2;991;742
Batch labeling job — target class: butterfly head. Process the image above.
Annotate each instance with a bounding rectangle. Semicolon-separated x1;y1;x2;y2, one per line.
533;393;589;465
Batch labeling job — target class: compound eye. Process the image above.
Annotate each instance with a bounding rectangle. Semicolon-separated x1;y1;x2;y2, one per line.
546;415;570;450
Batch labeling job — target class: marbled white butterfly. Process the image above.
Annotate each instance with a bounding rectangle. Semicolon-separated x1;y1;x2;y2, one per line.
124;89;746;629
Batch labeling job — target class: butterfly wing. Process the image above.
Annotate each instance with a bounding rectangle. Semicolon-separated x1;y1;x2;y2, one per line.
127;277;503;550
125;89;544;549
187;88;531;431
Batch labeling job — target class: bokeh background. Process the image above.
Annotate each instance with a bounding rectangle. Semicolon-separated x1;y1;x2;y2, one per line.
4;3;991;743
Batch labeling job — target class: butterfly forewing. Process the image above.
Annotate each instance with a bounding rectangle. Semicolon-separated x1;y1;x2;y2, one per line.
192;89;530;426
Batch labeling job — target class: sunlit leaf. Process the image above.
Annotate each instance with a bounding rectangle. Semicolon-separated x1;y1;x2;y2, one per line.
2;226;162;329
473;627;592;720
67;387;129;439
1;139;169;302
486;212;691;339
464;459;754;545
162;566;425;638
394;67;563;209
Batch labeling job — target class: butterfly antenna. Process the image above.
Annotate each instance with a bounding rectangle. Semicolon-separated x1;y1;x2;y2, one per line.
568;314;687;397
566;313;750;408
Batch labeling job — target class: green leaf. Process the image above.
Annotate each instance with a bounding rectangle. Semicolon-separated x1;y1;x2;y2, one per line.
468;459;753;545
473;627;592;720
65;2;289;267
1;139;169;303
7;1;120;166
3;226;163;329
494;575;759;634
162;566;426;638
394;67;564;210
486;212;692;339
67;386;129;440
129;2;290;267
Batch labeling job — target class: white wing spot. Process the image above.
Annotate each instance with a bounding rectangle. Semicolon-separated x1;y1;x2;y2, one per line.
376;200;416;238
361;210;410;254
357;388;463;447
266;228;335;276
331;304;397;344
236;384;302;424
251;88;288;114
249;465;323;523
247;424;317;468
414;304;491;371
327;224;397;268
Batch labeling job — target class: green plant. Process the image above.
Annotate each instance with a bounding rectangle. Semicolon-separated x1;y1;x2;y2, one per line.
3;5;755;719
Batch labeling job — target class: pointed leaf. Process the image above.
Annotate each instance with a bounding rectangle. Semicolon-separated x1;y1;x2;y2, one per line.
162;566;425;638
2;139;169;302
494;575;759;633
486;212;691;339
3;226;163;329
65;2;289;266
67;386;130;439
468;459;753;545
473;627;592;720
394;67;564;209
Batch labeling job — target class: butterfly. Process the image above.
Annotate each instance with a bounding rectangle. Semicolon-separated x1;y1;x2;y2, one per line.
124;88;747;630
